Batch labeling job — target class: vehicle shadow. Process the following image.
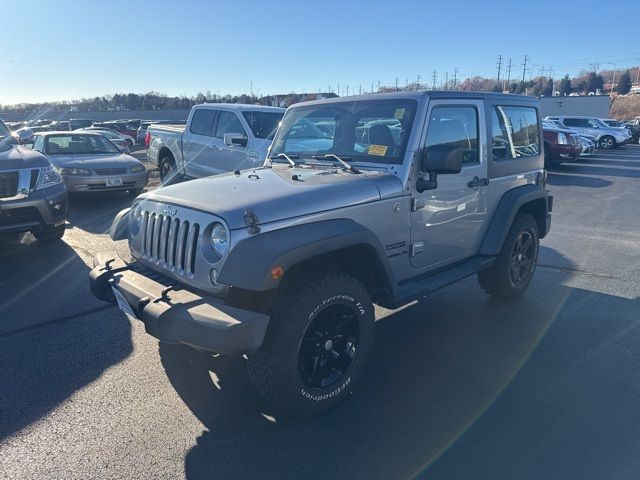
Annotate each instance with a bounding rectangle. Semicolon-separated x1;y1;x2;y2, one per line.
0;235;133;441
547;172;612;188
552;163;640;179
155;248;638;480
67;191;136;234
579;158;640;168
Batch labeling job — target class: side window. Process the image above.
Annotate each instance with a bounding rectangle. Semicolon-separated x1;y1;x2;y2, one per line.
33;135;44;152
425;106;479;164
491;106;539;160
189;109;215;136
215;111;246;139
587;119;600;128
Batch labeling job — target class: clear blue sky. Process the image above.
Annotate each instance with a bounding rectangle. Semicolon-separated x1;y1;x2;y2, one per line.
2;0;639;105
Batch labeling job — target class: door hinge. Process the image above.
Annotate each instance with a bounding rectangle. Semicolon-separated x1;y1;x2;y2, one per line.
411;241;424;257
411;198;426;212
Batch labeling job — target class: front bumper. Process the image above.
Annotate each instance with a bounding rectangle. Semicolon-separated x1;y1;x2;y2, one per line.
62;171;149;192
549;144;581;161
0;183;68;234
89;251;270;354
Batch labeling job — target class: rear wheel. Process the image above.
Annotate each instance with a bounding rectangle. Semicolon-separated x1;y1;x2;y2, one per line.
599;135;615;149
543;143;552;168
159;157;178;185
247;271;375;417
478;212;539;299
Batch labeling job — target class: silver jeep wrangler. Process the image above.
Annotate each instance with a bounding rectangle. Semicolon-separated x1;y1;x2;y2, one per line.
90;92;553;417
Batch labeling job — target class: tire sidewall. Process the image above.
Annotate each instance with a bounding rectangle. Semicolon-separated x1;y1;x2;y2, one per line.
259;275;375;415
159;158;175;185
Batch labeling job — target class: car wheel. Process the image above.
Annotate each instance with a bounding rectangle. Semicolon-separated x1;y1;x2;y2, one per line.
478;212;539;299
126;139;134;149
33;225;65;244
128;188;144;198
543;144;552;168
159;157;178;185
599;135;615;149
246;271;375;417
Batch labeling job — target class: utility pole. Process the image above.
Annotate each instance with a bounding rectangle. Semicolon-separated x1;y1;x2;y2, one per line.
377;80;381;92
432;70;437;90
358;84;362;95
505;58;512;92
371;82;374;93
497;55;503;85
395;77;399;90
452;69;459;90
539;65;545;77
346;85;349;96
521;55;529;83
444;72;449;90
417;74;421;90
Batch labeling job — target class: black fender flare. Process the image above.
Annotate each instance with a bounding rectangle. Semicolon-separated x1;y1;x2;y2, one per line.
217;219;397;293
109;207;130;241
479;184;550;256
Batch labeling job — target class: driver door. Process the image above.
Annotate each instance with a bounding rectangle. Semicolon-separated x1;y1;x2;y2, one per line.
410;100;489;271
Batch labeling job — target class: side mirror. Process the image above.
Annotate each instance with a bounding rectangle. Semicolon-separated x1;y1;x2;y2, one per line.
223;133;247;147
417;144;464;193
17;128;34;145
116;143;130;153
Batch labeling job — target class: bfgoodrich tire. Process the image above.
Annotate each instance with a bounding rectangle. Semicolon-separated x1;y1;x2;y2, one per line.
247;271;375;417
478;212;539;299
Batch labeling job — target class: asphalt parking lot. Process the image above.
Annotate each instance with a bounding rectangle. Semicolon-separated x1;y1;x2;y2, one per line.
1;145;639;480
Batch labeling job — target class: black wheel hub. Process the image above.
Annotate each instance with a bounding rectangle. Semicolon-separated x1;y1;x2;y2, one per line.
510;231;535;285
298;304;359;389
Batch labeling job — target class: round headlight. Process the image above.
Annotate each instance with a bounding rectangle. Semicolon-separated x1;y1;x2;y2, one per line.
130;205;143;235
210;223;228;258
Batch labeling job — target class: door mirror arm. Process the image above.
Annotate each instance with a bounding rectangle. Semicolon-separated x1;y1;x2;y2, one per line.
416;172;438;193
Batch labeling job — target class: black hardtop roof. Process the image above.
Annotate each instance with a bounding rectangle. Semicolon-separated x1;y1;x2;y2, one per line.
292;90;538;108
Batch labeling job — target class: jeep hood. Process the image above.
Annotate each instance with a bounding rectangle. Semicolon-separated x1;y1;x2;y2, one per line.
0;144;51;169
140;165;403;229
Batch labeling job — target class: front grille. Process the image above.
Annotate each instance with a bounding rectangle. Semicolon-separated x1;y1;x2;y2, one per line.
141;211;200;276
0;171;19;198
87;182;135;190
94;168;128;175
0;206;42;226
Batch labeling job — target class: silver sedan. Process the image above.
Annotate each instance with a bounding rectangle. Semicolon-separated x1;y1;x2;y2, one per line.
32;131;149;195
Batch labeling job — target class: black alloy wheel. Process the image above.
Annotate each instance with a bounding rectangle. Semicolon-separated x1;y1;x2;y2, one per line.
509;231;535;285
298;303;360;389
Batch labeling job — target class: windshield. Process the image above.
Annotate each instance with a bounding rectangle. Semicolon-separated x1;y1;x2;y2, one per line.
242;111;284;140
270;99;418;165
44;134;120;155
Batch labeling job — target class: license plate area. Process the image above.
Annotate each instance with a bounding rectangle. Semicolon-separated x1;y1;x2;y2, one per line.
112;286;136;319
106;177;123;187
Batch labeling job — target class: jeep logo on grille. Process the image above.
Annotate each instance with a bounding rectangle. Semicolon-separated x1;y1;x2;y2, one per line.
162;206;177;216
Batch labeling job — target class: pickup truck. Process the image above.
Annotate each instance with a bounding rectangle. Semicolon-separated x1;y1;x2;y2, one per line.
91;92;552;417
147;104;285;184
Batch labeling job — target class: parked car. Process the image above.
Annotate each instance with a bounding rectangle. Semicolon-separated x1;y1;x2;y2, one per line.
32;132;148;196
78;129;131;153
542;121;582;165
543;120;595;157
545;116;629;149
0;118;68;242
147;104;285;184
69;119;94;130
90;91;553;417
92;121;138;139
136;120;177;144
83;126;135;149
48;121;71;131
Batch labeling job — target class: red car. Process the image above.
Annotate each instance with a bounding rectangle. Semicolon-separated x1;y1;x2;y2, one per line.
542;121;581;167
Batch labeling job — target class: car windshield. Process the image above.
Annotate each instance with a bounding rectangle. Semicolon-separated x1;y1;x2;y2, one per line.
44;134;120;154
242;111;284;140
269;99;418;165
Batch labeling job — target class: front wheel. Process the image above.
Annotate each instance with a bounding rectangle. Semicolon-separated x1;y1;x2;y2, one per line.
128;188;144;198
247;271;375;417
478;212;539;299
33;225;65;244
159;157;179;186
599;135;615;149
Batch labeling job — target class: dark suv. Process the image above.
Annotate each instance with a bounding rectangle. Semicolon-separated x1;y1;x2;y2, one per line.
0;118;68;242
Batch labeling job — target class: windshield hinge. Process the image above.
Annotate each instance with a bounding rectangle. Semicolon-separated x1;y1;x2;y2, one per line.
411;198;426;212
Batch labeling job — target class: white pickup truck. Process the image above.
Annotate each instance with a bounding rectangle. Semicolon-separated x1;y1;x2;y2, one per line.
148;103;285;184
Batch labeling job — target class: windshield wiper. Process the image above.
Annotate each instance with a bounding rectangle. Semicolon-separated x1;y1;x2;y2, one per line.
312;154;360;174
269;153;299;167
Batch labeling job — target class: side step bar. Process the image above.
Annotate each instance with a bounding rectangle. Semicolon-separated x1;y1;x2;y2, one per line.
390;256;495;308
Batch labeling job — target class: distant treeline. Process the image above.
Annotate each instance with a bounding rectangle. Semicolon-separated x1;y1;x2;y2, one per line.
1;67;638;114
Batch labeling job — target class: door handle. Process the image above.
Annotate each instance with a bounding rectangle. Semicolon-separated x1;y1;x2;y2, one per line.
468;176;489;188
